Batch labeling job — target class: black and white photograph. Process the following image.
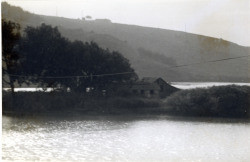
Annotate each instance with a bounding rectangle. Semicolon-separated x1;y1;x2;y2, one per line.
2;0;250;161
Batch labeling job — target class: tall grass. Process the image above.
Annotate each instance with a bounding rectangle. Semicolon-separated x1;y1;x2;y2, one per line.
3;85;250;118
2;91;161;115
163;85;250;118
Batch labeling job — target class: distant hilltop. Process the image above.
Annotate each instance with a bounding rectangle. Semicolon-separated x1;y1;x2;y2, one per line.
94;19;112;23
2;2;249;82
80;16;112;23
95;19;111;23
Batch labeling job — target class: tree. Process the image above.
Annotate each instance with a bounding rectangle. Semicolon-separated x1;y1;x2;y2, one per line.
19;24;137;92
2;19;21;94
73;42;137;91
19;23;70;89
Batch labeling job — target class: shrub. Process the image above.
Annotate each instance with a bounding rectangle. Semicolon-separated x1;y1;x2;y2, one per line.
163;85;250;118
2;92;161;115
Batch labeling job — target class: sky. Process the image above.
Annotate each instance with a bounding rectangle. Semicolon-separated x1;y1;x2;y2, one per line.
3;0;250;46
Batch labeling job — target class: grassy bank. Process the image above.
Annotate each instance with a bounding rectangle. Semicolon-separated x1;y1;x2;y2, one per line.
3;85;250;118
163;85;250;118
2;92;161;115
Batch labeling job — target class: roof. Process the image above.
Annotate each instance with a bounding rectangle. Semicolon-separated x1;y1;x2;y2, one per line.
131;83;160;90
141;77;159;83
141;77;169;85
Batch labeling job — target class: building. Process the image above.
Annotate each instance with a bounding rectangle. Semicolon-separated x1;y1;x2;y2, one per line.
130;77;178;98
102;77;178;98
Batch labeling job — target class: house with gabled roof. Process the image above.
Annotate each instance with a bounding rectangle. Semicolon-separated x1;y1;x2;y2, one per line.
130;77;178;98
102;77;178;98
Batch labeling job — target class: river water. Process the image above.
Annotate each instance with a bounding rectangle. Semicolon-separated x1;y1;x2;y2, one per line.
171;82;250;89
3;82;250;92
2;115;250;161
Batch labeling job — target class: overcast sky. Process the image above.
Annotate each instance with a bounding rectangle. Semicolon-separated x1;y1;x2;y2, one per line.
4;0;250;46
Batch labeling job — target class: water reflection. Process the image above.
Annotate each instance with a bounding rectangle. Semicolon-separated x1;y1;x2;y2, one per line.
3;115;250;161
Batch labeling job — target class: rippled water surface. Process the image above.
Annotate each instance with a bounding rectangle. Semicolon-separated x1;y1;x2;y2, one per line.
2;115;250;161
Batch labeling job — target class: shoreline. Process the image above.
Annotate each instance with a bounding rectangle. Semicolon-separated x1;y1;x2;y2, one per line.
3;112;250;124
3;85;250;120
3;82;250;92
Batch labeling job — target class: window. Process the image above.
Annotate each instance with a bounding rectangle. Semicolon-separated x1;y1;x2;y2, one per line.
150;90;154;95
160;85;164;92
140;90;145;94
132;90;137;94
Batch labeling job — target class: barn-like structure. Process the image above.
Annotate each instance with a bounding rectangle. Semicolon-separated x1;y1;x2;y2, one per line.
104;77;178;98
129;77;179;98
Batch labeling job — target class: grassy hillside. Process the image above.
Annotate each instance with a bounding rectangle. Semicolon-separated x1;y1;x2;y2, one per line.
2;2;249;82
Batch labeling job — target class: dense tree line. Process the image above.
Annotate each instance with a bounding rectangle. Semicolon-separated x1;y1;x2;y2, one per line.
2;20;137;93
2;19;21;94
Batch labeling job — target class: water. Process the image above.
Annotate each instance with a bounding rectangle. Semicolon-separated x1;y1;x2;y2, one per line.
3;82;250;92
171;82;250;89
2;115;250;161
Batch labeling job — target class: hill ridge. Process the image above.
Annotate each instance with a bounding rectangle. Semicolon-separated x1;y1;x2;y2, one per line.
2;2;249;82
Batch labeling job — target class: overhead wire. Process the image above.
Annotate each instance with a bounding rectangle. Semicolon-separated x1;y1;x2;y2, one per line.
8;71;135;79
169;55;250;68
6;54;250;79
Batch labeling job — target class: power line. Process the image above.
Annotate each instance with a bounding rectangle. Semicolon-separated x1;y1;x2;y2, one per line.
168;55;250;68
8;74;84;79
6;54;250;79
8;71;135;79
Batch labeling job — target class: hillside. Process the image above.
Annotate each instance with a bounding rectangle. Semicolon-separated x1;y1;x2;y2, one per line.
2;2;250;82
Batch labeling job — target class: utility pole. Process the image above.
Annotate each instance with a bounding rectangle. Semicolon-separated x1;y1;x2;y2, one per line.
90;73;93;82
76;76;79;87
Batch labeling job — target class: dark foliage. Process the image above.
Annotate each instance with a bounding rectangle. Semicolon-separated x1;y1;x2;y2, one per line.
164;85;250;118
3;85;250;118
18;24;137;92
2;19;21;93
2;92;160;115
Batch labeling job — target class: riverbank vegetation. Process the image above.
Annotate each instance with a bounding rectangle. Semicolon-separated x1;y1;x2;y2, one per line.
3;85;250;118
163;85;250;118
2;91;161;115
